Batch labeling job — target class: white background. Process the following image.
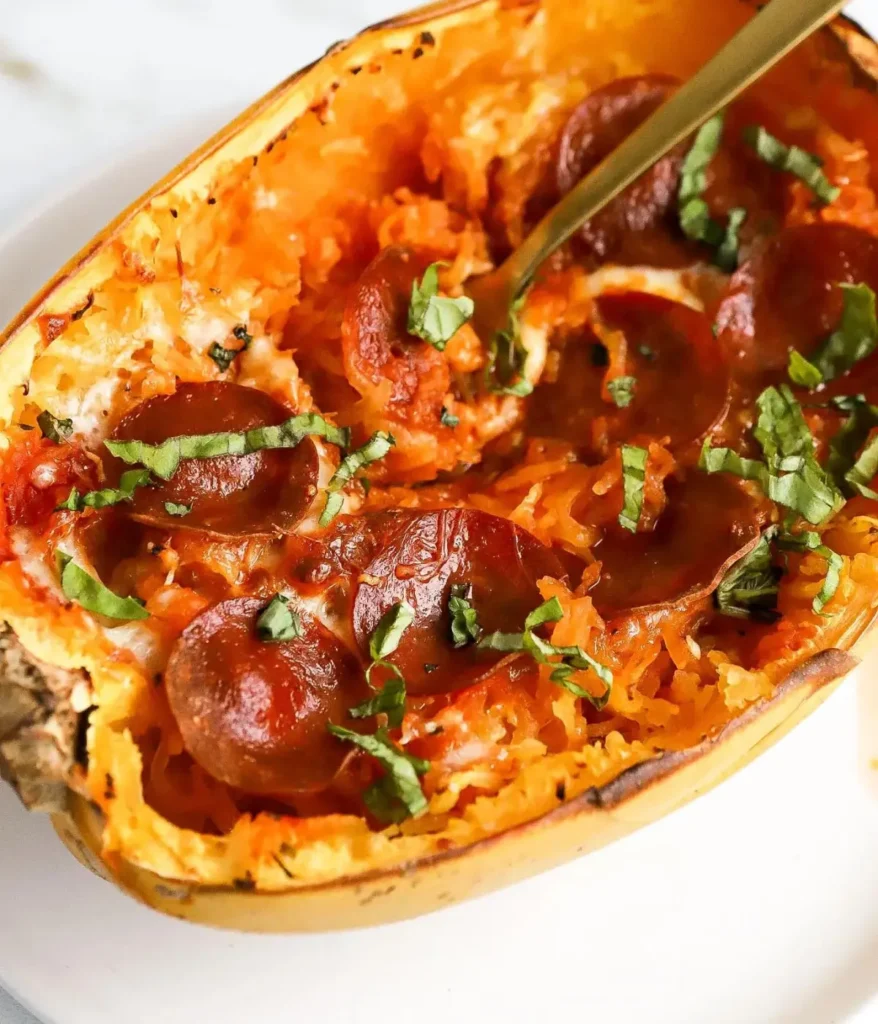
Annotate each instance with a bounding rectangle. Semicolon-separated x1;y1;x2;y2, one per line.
1;1;878;1021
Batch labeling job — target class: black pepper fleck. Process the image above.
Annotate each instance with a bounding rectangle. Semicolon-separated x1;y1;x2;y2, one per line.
556;781;567;801
170;208;178;218
413;47;424;59
207;197;217;205
419;31;435;46
233;874;256;891
104;773;115;801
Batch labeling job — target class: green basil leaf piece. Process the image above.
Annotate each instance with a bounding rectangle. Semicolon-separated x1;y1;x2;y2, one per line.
105;411;350;481
255;594;302;643
57;553;150;621
407;263;474;350
678;114;725;241
369;601;415;662
208;343;242;373
618;444;648;533
448;583;483;648
845;433;878;499
485;291;533;397
163;501;192;517
440;406;460;428
788;349;824;389
714;207;747;273
37;411;73;443
523;596;565;631
807;284;878;383
607;376;636;409
349;676;406;729
715;527;781;622
478;595;612;709
743;125;840;204
57;468;152;512
327;725;429;820
319;431;395;527
777;531;843;614
701;386;845;525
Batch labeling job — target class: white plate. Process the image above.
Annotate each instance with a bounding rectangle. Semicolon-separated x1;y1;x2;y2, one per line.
3;85;878;1024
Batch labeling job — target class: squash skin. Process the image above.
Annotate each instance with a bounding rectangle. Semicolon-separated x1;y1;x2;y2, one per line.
0;0;876;930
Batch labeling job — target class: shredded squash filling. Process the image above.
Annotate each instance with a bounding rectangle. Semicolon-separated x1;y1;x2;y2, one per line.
2;0;878;901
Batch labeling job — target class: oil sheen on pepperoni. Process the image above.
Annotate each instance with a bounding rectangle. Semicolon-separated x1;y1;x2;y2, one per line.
528;292;728;452
588;473;765;616
165;597;370;794
716;223;878;380
555;75;693;267
350;508;569;696
105;381;319;536
341;246;450;428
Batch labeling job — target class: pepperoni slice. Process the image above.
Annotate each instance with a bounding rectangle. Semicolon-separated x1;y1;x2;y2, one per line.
588;473;766;616
165;597;370;794
716;223;878;380
528;293;728;452
556;75;693;267
341;246;450;428
348;508;570;696
104;381;319;537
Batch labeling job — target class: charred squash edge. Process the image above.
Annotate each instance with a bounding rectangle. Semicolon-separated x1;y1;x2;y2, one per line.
0;0;875;931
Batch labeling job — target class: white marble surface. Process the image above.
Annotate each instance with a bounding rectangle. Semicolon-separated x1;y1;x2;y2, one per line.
0;0;877;1021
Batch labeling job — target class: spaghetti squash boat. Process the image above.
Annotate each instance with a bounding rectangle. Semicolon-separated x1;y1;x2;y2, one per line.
2;0;878;932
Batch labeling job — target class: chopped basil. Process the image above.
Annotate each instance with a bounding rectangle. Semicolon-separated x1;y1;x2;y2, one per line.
699;443;769;483
56;468;152;512
743;125;840;205
256;593;302;643
714;207;747;273
607;376;636;409
825;395;877;485
319;431;395;526
448;583;482;648
715;528;781;622
232;324;253;345
478;595;613;709
349;676;406;729
788;349;823;389
845;432;878;499
407;263;474;350
440;406;460;428
618;444;648;533
777;530;843;614
677;114;747;271
163;501;192;517
208;343;243;373
485;292;532;397
105;411;350;481
678;114;725;241
359;601;415;726
802;284;878;384
701;385;845;525
327;724;429;821
37;410;73;443
368;601;415;664
57;553;149;621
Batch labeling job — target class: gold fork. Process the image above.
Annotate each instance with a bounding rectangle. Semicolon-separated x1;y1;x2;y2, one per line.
469;0;848;344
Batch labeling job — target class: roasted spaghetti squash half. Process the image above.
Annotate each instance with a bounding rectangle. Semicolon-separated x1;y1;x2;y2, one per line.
2;0;878;931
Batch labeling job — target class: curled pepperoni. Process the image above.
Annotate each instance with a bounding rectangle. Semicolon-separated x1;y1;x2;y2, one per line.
528;292;728;452
588;473;766;616
341;246;450;427
104;381;319;537
556;75;692;267
165;597;370;794
716;223;878;379
349;508;570;696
